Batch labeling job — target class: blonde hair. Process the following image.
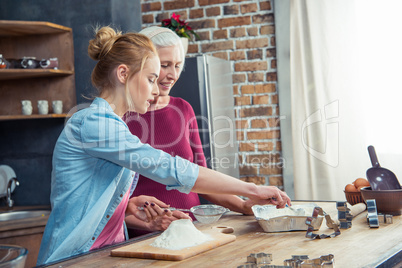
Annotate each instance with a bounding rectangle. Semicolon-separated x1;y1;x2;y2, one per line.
88;26;158;110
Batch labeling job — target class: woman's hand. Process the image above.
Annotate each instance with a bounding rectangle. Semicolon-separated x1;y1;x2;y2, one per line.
126;195;173;223
237;187;291;215
141;211;192;231
199;185;291;216
125;195;192;232
253;185;291;209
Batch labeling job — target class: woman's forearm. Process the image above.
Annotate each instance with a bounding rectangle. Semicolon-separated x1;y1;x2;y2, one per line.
192;166;259;198
193;166;291;208
199;193;252;215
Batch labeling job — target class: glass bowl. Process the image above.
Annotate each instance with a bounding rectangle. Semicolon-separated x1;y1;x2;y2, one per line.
0;245;28;268
190;204;229;224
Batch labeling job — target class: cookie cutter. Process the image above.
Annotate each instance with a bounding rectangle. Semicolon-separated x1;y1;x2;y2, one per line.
237;265;291;268
283;255;309;267
336;201;353;229
238;253;290;268
237;263;292;268
305;207;340;239
247;252;273;265
284;254;334;268
378;213;393;224
366;199;379;228
237;264;258;268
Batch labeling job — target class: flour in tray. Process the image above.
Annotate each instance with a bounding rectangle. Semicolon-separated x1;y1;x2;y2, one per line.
253;204;315;219
151;219;214;250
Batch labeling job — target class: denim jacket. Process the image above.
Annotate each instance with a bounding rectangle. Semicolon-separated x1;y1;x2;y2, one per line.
37;98;199;265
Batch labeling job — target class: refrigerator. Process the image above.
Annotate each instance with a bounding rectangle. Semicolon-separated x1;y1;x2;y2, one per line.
170;55;240;179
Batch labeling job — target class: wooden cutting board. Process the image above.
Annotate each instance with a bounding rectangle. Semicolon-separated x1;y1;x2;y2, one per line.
110;226;236;261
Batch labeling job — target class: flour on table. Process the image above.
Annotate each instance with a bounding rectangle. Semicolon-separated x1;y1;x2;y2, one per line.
151;219;213;250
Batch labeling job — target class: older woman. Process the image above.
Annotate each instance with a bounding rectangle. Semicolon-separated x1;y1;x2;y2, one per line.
124;27;290;237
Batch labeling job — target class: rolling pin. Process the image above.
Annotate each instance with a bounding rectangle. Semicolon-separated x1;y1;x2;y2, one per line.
326;202;366;228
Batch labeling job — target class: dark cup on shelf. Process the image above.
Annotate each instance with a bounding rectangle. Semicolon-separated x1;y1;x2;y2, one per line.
8;57;39;69
21;57;39;69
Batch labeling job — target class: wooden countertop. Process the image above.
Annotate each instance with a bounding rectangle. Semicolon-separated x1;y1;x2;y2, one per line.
42;201;402;268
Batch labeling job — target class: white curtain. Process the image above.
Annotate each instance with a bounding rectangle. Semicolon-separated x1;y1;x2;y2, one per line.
290;0;402;200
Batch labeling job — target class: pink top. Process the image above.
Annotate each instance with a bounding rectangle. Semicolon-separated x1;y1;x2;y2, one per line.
124;97;207;236
90;189;130;250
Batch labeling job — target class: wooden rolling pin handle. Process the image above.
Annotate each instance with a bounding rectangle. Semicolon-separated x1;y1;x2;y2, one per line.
349;203;367;216
327;202;367;228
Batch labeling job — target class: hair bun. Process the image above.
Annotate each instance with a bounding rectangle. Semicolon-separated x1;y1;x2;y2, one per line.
88;26;122;61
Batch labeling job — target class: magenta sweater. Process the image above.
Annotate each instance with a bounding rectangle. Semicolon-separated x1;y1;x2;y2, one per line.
125;97;207;230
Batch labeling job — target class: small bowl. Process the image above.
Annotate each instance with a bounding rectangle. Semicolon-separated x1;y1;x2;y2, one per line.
190;205;229;224
360;186;402;215
0;244;28;268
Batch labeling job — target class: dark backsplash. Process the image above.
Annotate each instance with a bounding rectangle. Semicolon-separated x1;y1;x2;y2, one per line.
0;118;65;206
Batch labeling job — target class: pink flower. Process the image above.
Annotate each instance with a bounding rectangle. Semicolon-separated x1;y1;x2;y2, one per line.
172;13;181;21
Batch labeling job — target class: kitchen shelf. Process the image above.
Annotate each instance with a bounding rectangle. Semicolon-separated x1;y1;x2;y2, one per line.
0;20;76;118
0;20;72;36
0;69;74;81
0;113;71;121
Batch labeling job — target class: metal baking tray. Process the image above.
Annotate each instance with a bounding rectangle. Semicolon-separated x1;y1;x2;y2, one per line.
252;203;323;232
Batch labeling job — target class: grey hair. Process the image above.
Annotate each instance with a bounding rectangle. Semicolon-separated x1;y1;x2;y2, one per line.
139;26;185;66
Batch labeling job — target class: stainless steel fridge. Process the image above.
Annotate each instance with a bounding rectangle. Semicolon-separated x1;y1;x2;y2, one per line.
170;55;239;179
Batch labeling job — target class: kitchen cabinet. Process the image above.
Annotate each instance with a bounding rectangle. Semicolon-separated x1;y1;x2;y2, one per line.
0;20;76;120
0;226;45;268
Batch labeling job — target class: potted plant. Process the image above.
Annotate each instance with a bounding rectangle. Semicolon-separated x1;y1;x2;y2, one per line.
161;13;200;54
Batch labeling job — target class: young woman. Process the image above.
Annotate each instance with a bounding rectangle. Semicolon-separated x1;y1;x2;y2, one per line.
124;27;288;236
37;26;291;266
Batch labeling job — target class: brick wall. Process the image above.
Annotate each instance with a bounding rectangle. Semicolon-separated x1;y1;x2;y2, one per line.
141;0;283;189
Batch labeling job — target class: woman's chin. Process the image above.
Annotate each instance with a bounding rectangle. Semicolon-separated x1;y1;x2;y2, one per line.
136;108;147;114
158;88;171;96
127;107;146;114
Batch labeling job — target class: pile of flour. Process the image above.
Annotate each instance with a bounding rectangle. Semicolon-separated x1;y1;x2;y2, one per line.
151;219;213;250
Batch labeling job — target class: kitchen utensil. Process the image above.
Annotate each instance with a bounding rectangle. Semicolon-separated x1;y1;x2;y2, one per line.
326;203;366;228
361;186;402;215
111;226;236;261
190;205;229;224
138;206;190;212
138;204;229;224
366;145;401;190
